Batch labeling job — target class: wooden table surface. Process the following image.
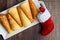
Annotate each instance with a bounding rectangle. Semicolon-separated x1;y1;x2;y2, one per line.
0;0;60;40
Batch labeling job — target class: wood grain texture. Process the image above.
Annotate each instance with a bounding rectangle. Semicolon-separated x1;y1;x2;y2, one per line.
0;0;7;11
7;0;16;8
0;0;60;40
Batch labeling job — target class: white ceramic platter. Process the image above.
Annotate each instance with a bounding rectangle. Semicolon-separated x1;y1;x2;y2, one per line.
0;0;45;40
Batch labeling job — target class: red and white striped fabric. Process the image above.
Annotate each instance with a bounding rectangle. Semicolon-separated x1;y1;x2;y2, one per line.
38;6;54;36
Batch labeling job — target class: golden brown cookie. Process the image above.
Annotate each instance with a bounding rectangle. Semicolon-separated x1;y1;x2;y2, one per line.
7;14;21;31
8;7;22;27
28;0;38;19
17;7;31;27
0;14;13;33
20;1;34;22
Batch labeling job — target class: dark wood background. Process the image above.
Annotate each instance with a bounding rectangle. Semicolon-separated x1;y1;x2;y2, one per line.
0;0;60;40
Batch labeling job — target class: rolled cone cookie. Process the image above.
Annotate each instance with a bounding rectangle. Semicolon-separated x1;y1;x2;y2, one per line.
20;1;34;22
0;14;13;33
8;7;22;27
17;7;31;27
7;14;21;31
28;0;38;19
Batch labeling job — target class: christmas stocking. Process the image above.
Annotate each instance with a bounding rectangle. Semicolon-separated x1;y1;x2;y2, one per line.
37;1;54;36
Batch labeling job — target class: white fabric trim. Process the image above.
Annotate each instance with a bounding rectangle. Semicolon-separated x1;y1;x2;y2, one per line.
38;9;51;23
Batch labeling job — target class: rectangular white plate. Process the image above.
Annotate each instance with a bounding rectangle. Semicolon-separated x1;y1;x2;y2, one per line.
0;0;45;40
